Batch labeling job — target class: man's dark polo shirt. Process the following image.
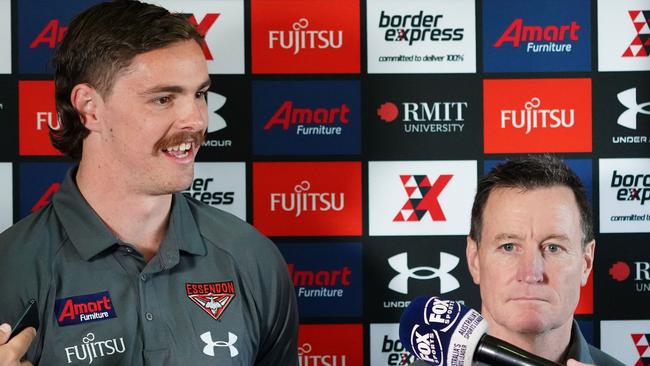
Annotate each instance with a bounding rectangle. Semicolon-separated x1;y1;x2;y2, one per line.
0;170;299;365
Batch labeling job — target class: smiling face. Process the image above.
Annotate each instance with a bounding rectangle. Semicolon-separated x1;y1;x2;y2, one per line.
466;186;594;337
90;40;210;195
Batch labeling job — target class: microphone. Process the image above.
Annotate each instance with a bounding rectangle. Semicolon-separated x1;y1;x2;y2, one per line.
399;296;562;366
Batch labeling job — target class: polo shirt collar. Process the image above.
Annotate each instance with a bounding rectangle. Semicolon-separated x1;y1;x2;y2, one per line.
53;167;206;261
564;319;595;364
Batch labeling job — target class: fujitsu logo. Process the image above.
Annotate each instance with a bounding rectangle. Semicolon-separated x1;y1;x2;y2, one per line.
64;333;126;364
394;175;452;222
298;343;347;366
617;88;650;130
387;252;460;294
622;10;650;57
270;181;344;217
269;18;343;55
182;13;220;60
500;97;575;135
494;18;580;53
200;331;239;358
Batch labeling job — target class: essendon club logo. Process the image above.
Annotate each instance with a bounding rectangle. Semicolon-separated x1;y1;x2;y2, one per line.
253;162;362;236
394;175;453;222
186;281;236;321
54;291;117;326
622;10;650;57
251;0;360;73
19;81;62;156
483;78;592;153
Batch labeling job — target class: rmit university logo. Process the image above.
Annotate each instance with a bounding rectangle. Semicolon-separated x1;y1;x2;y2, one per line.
388;252;459;294
618;88;650;130
378;11;464;46
270;180;344;218
377;101;467;134
181;13;220;60
298;343;347;366
186;281;236;321
609;260;650;292
494;18;581;53
268;18;343;55
394;175;452;222
631;333;650;364
501;97;575;135
611;170;650;205
200;331;239;358
622;10;650;57
263;100;350;136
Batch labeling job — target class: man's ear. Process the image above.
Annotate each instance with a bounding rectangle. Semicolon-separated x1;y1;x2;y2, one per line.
466;236;480;285
581;240;595;287
70;84;102;132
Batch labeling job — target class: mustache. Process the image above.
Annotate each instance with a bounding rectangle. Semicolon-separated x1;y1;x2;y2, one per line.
152;130;206;155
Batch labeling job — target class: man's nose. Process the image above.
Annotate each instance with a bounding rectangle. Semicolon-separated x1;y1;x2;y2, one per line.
177;97;208;132
517;248;545;283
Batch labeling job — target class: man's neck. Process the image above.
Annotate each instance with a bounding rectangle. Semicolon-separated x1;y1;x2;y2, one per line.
483;312;573;362
76;160;172;262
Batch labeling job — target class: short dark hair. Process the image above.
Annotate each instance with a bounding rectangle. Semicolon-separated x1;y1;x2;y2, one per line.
469;155;593;247
51;0;203;160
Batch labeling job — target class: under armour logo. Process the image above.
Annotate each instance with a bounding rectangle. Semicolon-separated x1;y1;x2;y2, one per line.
200;331;239;358
388;252;459;294
207;91;227;133
618;88;650;130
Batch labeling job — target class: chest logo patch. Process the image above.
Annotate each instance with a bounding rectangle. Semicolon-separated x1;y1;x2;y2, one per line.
185;281;236;321
54;291;117;327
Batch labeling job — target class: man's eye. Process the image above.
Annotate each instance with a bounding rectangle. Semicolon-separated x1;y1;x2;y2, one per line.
196;91;207;100
501;243;515;252
155;96;171;105
545;244;560;253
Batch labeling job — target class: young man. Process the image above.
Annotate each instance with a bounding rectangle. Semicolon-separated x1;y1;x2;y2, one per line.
0;1;298;365
465;155;622;365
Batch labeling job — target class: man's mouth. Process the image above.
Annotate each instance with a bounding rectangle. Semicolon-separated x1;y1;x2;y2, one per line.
162;141;194;159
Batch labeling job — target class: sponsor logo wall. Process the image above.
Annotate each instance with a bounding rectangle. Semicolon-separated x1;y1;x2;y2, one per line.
3;1;648;364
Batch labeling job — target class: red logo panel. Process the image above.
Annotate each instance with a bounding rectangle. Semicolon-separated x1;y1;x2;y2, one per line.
19;81;62;156
298;324;362;366
483;78;592;153
251;0;360;74
253;162;361;236
575;271;593;315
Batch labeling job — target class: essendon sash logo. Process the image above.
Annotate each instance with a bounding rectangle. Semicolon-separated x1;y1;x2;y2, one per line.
483;78;591;153
186;281;236;321
54;291;117;326
394;175;453;222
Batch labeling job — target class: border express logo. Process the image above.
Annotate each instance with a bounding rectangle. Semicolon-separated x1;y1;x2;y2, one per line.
370;324;415;366
598;1;650;71
483;0;590;72
252;81;360;155
366;0;476;73
251;0;360;73
19;81;62;156
483;78;592;153
149;1;245;74
0;1;10;73
186;281;236;321
279;243;362;318
0;164;12;232
183;162;246;220
253;162;362;236
599;158;650;233
55;291;117;326
369;161;476;236
299;324;363;366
